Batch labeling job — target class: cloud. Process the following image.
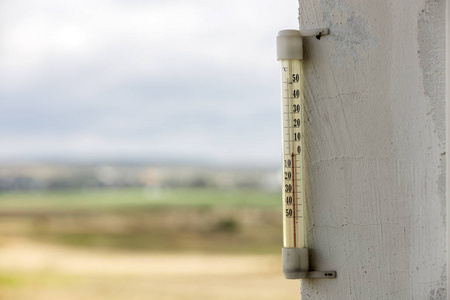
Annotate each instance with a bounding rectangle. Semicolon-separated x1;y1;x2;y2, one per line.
0;0;298;167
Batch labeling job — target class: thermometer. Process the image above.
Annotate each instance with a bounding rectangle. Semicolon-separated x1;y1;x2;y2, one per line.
279;31;306;250
277;29;336;280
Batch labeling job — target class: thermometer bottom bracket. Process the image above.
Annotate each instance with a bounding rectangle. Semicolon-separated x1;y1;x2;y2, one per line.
282;248;336;279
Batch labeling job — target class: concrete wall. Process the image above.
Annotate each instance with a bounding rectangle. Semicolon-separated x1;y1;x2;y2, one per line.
298;0;447;299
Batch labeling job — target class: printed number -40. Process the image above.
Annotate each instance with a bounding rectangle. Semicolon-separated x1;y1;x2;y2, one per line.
286;196;293;205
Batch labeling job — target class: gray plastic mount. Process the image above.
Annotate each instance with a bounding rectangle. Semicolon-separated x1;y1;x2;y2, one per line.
276;28;329;61
282;248;336;279
276;30;303;61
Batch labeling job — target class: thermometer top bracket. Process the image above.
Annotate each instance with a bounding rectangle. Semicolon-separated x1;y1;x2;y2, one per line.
277;28;329;61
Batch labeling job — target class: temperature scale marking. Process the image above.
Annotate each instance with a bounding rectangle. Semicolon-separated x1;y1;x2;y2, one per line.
281;59;305;249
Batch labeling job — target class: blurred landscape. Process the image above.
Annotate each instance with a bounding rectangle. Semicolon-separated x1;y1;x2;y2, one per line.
0;163;298;300
0;163;281;191
0;0;300;298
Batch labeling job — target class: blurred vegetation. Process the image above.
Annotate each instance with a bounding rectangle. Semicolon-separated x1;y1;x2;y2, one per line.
0;187;282;254
0;186;289;300
0;187;280;211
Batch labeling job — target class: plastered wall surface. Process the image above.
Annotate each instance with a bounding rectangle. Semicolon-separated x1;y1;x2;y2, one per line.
298;0;447;299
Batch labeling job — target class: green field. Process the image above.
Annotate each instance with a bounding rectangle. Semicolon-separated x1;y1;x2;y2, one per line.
0;187;282;254
0;187;280;211
0;188;289;300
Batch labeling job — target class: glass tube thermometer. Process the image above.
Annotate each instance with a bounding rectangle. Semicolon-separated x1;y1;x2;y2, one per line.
277;29;336;280
279;33;305;250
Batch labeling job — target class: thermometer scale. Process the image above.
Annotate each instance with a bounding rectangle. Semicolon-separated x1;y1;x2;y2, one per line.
281;57;305;249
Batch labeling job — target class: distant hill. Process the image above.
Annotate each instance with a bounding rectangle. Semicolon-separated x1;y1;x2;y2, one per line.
0;163;281;191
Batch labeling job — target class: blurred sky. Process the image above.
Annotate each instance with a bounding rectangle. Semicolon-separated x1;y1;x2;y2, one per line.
0;0;298;168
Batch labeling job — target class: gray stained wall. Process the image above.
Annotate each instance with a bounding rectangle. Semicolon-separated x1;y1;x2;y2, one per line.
297;0;447;299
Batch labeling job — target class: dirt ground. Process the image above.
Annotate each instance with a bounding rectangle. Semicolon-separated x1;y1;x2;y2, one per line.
0;238;299;300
